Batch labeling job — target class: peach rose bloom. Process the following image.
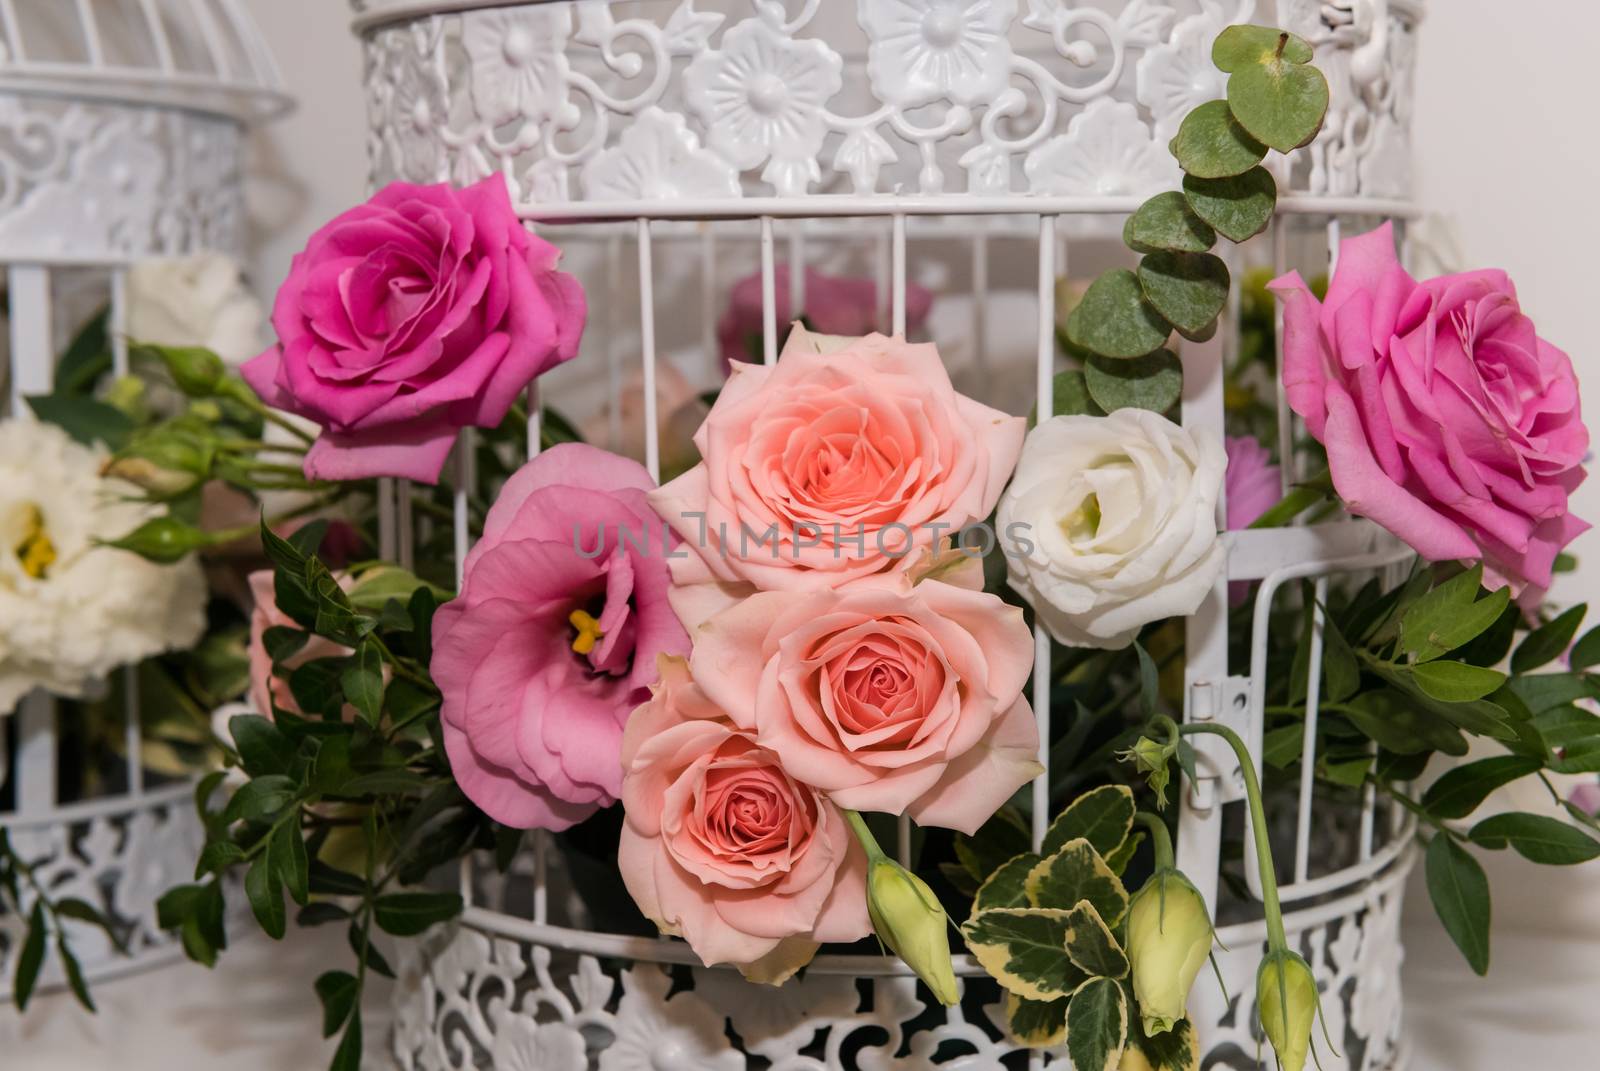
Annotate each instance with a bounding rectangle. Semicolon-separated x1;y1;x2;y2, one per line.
690;575;1041;834
246;569;353;717
619;658;870;984
648;326;1025;624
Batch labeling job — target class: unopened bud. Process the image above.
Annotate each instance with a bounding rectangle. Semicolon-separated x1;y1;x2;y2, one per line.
1126;869;1214;1036
1119;734;1176;807
138;343;225;397
1257;951;1318;1071
105;516;210;564
866;856;959;1006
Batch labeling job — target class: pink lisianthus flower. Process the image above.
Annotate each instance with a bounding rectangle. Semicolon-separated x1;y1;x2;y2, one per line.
689;576;1040;834
619;657;870;984
1272;222;1588;603
243;175;586;485
717;265;933;373
245;569;354;718
431;443;689;831
1225;435;1283;608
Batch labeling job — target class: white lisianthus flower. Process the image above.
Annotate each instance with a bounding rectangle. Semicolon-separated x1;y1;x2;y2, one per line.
126;253;264;365
997;408;1225;649
0;420;207;713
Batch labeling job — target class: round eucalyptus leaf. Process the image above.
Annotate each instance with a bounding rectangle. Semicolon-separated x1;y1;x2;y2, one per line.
1227;59;1330;153
1030;370;1105;427
1122;191;1217;254
1137;252;1230;339
1169;100;1268;179
1065;269;1172;360
1085;349;1183;414
1212;24;1312;73
1182;167;1277;243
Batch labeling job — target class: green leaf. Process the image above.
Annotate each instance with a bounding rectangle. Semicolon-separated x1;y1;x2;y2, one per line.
1042;785;1136;860
1004;991;1069;1048
1025;839;1129;925
54;307;112;395
1504;672;1600;715
220;774;298;825
56;936;95;1012
407;586;439;664
1453;601;1520;668
1531;704;1600;751
1512;603;1587;674
262;625;310;664
1065;269;1172;360
341;638;385;727
13;901;48;1011
1469;812;1600;865
315;970;359;1038
348;921;395;979
976;852;1044;912
372;891;463;937
955;806;1033;882
1063;901;1128;980
1123;191;1216;254
1425;835;1490;975
1084;350;1182;415
271;811;311;906
1410;661;1509;703
962;907;1085;1001
1212;25;1313;72
26;393;135;450
1127;1013;1201;1071
1569;623;1600;671
1030;370;1104;427
1401;566;1508;662
1321;617;1361;704
1421;757;1542;820
245;855;287;940
1137;252;1229;340
1338;689;1467;756
1181;168;1276;244
1169;99;1267;179
330;1011;363;1071
195;839;246;879
230;714;295;777
1227;54;1330;153
1066;976;1128;1071
290;657;350;718
1136;642;1159;722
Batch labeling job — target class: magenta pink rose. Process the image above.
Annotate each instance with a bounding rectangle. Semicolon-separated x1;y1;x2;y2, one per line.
246;569;353;718
650;326;1025;619
431;443;689;831
619;657;870;983
1224;435;1283;606
689;576;1040;834
1273;222;1588;601
717;265;933;373
243;176;586;484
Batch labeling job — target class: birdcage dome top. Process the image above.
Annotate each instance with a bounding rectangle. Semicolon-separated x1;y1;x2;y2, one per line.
0;0;290;123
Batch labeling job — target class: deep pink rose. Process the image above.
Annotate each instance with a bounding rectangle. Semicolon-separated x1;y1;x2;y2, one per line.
246;569;352;718
650;326;1025;622
690;576;1040;834
1273;222;1588;601
1224;435;1283;606
717;265;933;373
432;443;689;830
619;657;870;983
244;176;586;484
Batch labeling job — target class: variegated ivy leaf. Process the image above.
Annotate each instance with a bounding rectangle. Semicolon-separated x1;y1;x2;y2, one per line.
1042;784;1136;859
1067;976;1128;1071
1026;838;1130;926
1106;830;1146;876
1126;1005;1201;1071
1005;991;1069;1049
1064;901;1128;980
974;852;1042;912
961;908;1087;1001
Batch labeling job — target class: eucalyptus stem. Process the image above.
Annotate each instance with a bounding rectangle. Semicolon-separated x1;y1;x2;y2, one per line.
1176;720;1288;952
1133;811;1176;871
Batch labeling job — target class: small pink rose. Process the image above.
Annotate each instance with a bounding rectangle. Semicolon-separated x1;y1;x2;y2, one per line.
690;578;1041;835
1225;435;1282;608
432;443;689;831
717;265;932;373
649;326;1025;615
619;657;870;983
244;175;586;484
1273;222;1588;603
246;569;353;718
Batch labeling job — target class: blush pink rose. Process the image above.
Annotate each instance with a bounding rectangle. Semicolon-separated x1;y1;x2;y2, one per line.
245;569;353;718
431;443;689;830
717;265;933;373
243;175;586;485
619;657;870;983
1273;222;1588;602
649;326;1025;619
1225;435;1282;531
689;576;1041;834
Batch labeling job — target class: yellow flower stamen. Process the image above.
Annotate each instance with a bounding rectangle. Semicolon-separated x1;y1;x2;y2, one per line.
1059;493;1102;542
14;504;56;579
568;609;604;655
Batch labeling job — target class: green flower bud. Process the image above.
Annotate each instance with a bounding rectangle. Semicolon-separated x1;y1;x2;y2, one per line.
1257;951;1318;1071
187;400;223;423
105;516;210;564
105;422;217;498
1120;734;1176;807
102;375;148;421
866;856;959;1006
139;343;225;397
1126;869;1213;1036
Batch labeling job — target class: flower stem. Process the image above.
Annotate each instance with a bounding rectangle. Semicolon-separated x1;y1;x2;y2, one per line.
1248;467;1333;529
1133;811;1176;871
844;809;890;864
1178;721;1288;952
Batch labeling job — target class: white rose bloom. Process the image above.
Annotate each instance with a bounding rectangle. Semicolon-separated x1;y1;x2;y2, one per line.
126;254;264;365
0;420;207;713
997;409;1226;649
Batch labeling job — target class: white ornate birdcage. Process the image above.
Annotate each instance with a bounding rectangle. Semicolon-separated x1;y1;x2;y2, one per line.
349;1;1424;1067
0;0;288;997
